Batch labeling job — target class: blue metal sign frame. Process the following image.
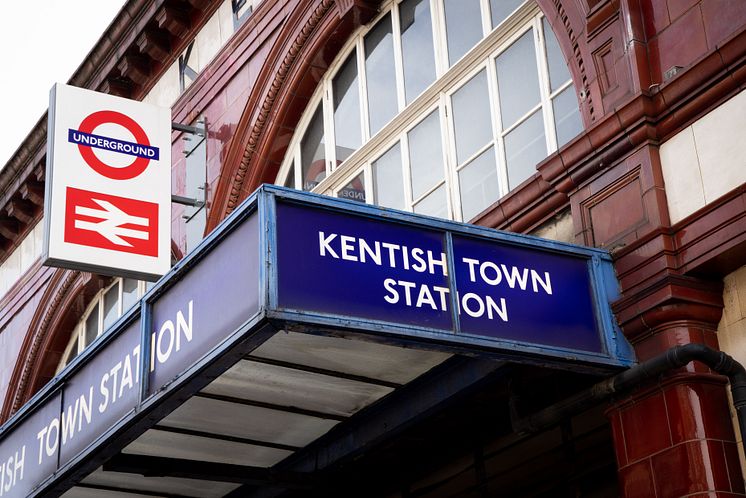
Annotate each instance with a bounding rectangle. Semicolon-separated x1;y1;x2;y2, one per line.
0;185;634;498
261;186;634;370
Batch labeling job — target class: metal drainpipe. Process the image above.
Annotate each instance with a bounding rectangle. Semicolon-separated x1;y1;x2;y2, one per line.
512;343;746;463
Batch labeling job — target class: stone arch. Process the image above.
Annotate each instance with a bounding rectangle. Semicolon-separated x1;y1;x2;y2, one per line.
1;269;107;421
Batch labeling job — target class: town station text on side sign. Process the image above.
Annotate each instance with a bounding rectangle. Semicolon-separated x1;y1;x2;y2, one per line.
43;83;172;280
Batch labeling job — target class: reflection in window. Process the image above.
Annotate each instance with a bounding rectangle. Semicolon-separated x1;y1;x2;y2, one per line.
373;143;405;210
414;184;448;219
491;0;525;28
452;69;492;164
496;30;541;127
505;110;546;189
400;0;436;104
444;0;483;66
459;146;499;221
408;111;444;200
57;278;148;373
543;17;571;92
365;14;399;136
553;87;583;146
333;51;362;163
301;105;327;190
339;172;367;203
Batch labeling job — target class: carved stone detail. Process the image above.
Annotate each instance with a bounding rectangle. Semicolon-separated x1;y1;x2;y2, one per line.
136;29;172;61
224;0;336;215
5;270;81;417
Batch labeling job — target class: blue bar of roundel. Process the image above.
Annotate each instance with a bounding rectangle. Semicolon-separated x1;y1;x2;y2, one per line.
67;129;160;160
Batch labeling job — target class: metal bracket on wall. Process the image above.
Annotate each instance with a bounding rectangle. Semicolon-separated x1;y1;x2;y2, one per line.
171;121;205;137
171;120;206;208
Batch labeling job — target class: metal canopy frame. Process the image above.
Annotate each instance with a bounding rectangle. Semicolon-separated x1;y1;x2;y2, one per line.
0;185;635;498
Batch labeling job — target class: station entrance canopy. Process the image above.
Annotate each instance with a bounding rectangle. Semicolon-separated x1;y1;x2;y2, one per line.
0;186;635;498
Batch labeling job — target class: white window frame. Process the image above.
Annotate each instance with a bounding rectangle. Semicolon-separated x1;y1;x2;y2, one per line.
56;278;149;374
278;0;578;222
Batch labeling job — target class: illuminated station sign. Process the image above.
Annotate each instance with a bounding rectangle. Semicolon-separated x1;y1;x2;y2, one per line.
43;83;172;280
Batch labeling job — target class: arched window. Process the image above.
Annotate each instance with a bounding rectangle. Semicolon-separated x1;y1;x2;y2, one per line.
276;0;581;222
56;278;149;373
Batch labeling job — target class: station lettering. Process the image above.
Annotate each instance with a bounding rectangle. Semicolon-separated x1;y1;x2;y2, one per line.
318;231;552;322
0;299;194;496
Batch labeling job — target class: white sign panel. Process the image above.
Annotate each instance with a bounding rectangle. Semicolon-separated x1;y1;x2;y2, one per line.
43;83;171;280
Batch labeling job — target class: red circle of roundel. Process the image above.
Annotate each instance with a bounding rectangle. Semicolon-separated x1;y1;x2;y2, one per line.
76;110;152;180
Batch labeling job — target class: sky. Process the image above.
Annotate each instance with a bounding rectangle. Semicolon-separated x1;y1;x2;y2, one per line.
0;1;127;170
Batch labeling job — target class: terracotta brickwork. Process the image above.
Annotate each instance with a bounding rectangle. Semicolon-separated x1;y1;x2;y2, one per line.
0;0;745;495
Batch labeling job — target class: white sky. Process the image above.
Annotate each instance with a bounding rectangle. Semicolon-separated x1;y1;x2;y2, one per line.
0;1;127;171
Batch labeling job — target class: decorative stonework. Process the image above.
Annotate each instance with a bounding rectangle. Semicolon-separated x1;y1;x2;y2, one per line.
224;0;336;215
3;269;83;419
550;0;595;122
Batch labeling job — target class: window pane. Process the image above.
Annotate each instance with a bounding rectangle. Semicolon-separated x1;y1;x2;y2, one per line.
300;105;326;191
373;143;405;210
85;302;100;347
365;14;398;136
504;110;546;189
408;111;444;200
103;284;119;331
65;336;79;367
186;207;207;252
496;30;540;127
414;184;448;219
283;162;296;189
459;146;499;221
543;17;571;92
122;278;139;313
333;51;362;164
490;0;524;28
400;0;436;104
452;69;492;164
553;86;583;146
444;0;483;66
339;172;366;203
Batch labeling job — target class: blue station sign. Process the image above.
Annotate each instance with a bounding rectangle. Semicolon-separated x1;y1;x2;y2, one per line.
0;186;634;497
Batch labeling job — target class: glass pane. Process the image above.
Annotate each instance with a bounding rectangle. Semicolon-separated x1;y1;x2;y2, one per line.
543;17;571;92
103;284;119;331
504;110;546;189
85;302;100;347
496;30;541;128
459;146;499;221
333;51;362;164
400;0;436;104
373;143;405;210
184;136;206;220
553;86;583;146
491;0;524;28
365;14;398;136
300;105;326;191
339;172;366;203
444;0;483;66
186;207;207;253
414;184;448;219
452;69;492;164
283;162;296;189
122;278;139;313
408;111;444;199
65;337;79;366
